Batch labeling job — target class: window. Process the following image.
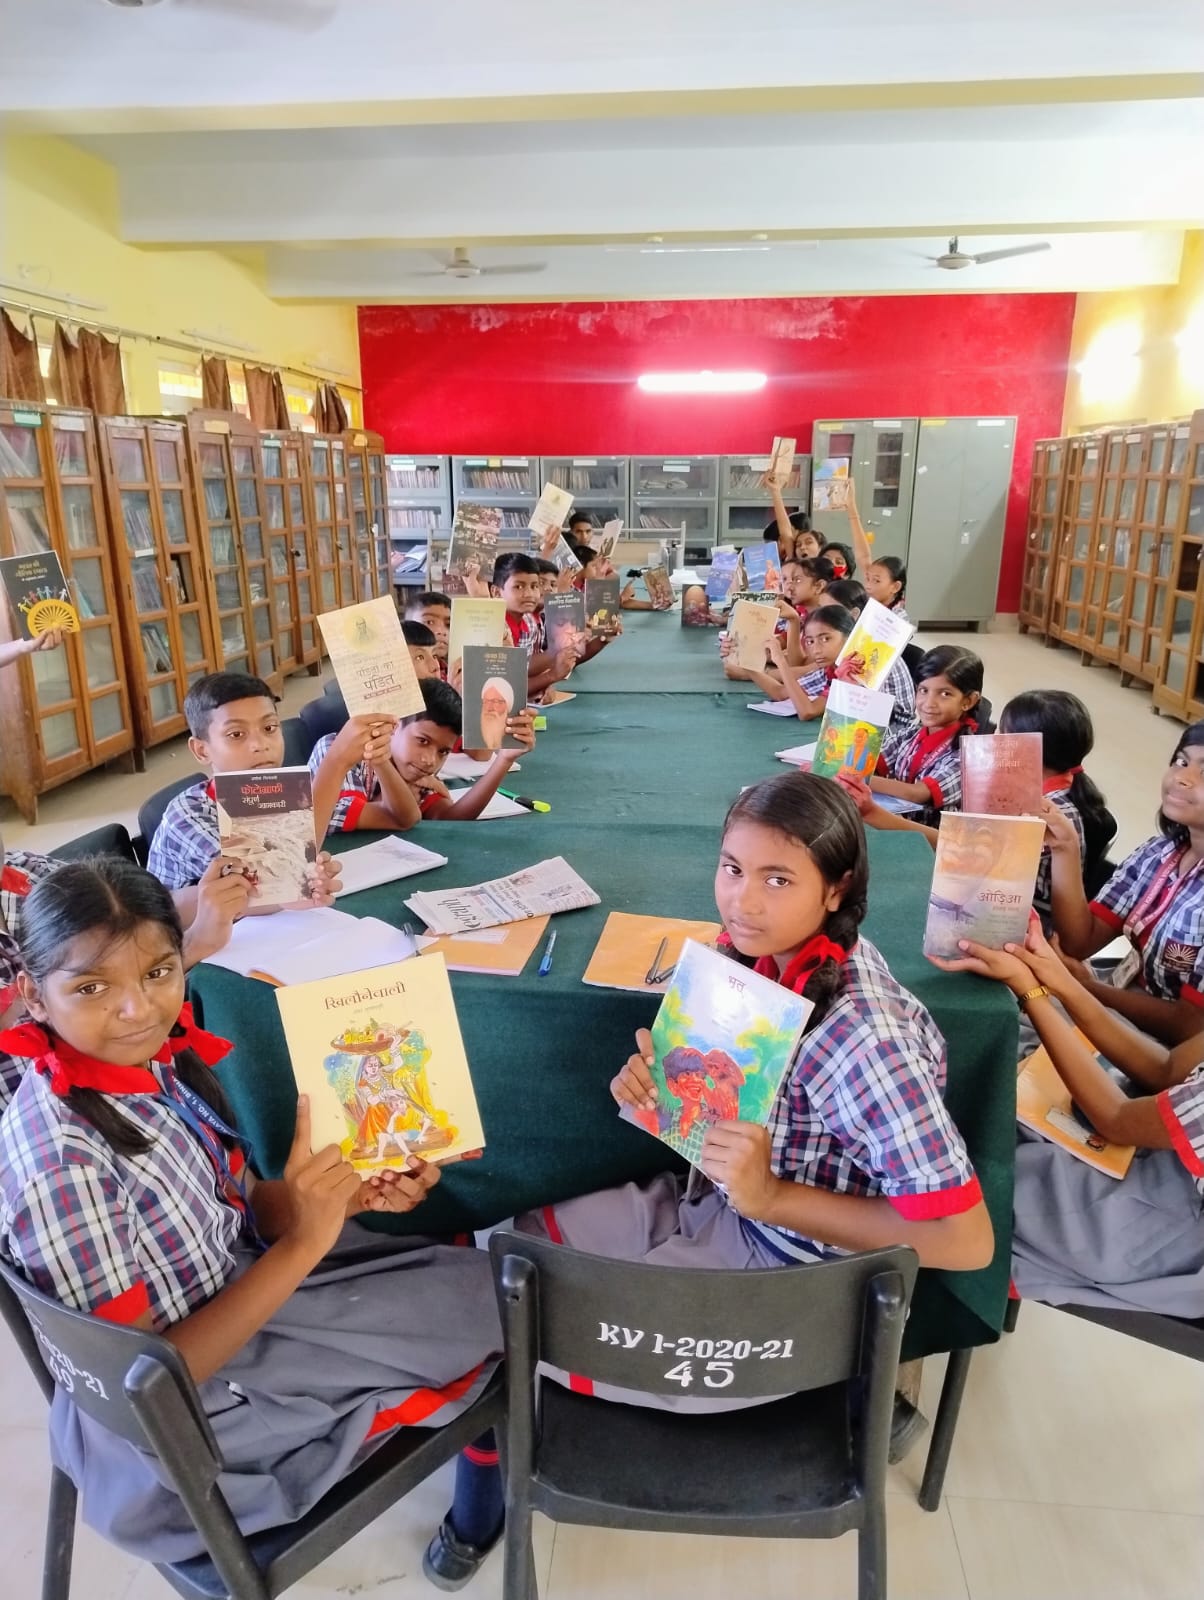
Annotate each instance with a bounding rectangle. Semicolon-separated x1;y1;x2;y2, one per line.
285;384;317;433
158;359;202;414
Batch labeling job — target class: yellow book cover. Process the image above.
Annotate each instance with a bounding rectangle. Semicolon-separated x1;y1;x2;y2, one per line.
833;596;916;690
448;596;509;674
582;912;724;993
419;914;551;977
1017;1036;1135;1180
728;598;779;672
275;954;484;1170
317;594;425;719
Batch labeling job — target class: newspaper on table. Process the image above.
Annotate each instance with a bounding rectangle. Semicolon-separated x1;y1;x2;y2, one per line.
405;855;600;935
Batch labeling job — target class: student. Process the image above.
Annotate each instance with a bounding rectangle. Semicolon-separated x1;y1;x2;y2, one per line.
763;478;821;562
520;774;992;1412
931;913;1204;1317
867;645;983;827
491;550;576;699
147;673;364;908
756;604;858;721
0;858;503;1574
403;591;452;675
825;577;868;616
310;677;535;830
1045;720;1204;1046
840;479;907;615
820;540;856;581
566;511;595;544
618;569;673;613
401;618;441;681
534;556;560;599
0;627;65;670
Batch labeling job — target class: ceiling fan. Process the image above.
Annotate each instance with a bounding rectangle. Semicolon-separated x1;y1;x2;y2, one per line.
412;247;548;281
927;236;1052;271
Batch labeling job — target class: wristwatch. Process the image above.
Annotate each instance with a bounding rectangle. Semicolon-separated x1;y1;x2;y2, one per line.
1017;983;1051;1010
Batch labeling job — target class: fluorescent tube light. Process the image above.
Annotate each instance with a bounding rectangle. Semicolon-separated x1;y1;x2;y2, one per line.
637;371;767;394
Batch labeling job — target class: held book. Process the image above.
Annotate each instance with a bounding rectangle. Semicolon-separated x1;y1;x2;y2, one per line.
620;939;812;1165
447;596;508;674
275;954;485;1172
584;577;621;637
0;549;81;639
582;912;724;994
923;813;1046;959
529;481;574;541
597;519;623;560
833;596;916;691
460;644;527;751
767;436;796;489
543;534;583;574
317;594;425;719
811;680;896;779
960;733;1044;817
641;565;674;608
213;766;317;907
812;456;851;513
1017;1036;1135;1179
727;598;779;672
543;589;587;657
739;543;782;594
405;856;600;935
446;503;502;593
706;547;741;606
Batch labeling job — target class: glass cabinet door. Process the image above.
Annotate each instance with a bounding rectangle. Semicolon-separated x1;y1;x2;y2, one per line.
231;440;276;684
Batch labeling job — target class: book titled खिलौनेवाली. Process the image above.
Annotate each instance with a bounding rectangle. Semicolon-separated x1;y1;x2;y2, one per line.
959;732;1044;817
447;596;508;674
213;766;317;908
276;954;485;1173
459;643;527;752
810;679;896;779
833;596;915;691
542;589;588;657
621;940;812;1166
923;812;1046;960
317;594;425;720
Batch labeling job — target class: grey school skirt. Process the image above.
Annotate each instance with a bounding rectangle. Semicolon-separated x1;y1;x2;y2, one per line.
49;1223;501;1563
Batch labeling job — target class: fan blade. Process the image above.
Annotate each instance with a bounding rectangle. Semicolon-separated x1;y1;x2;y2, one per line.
969;242;1052;265
180;0;335;31
478;264;548;276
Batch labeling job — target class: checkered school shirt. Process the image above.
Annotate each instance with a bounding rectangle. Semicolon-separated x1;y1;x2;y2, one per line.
0;852;61;1109
801;660;916;729
505;611;544;656
0;1063;247;1330
878;718;968;825
746;937;981;1263
307;733;443;833
1158;1065;1204;1195
1034;786;1086;935
1090;835;1204;1007
146;780;219;890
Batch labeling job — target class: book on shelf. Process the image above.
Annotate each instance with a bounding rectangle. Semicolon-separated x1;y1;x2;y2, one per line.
620;939;811;1165
1016;1036;1136;1179
213;766;317;908
405;855;600;935
275;953;485;1171
460;644;527;751
417;914;551;976
139;623;173;674
812;457;851;513
0;549;81;639
542;590;588;657
528;481;574;540
447;596;508;674
767;436;796;489
923;813;1046;959
465;467;531;491
739;543;782;594
641;565;674;608
584;577;621;637
317;593;425;719
445;503;502;594
960;733;1044;817
596;519;623;560
727;598;779;672
811;680;896;779
706;547;741;606
582;912;724;993
833;597;915;690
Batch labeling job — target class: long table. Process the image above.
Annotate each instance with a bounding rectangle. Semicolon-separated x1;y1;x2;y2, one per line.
191;638;1018;1363
570;607;749;694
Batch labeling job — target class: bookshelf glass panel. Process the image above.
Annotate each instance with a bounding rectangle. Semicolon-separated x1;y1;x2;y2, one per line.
32;644;73;707
236;476;260;520
90;692;126;743
139;623;173;676
243;522;264;562
61;487;98;550
203;477;230;521
332;444;344;474
265;485;285;528
111;437;146;482
297;579;311;614
162;490;188;547
1189;487;1204;536
215;571;243;610
154;439;181;483
387;459;445;492
84;631;119;690
270;538;290;578
179;612;205;666
170;552;197;605
52;427;88;478
5;489;52;555
121;491;155;558
198;442;225;478
261;443;282;478
633;458;716;498
39;710;83;762
71;558;105;617
0;423;40;477
288;485;304;523
314;482;332;521
285;450;300;479
320;571;337;609
149;681;179;722
232;445;255;476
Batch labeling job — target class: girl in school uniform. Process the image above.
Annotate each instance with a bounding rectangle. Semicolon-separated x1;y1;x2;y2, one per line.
869;645;984;828
520;774;993;1401
841;479;908;619
933;914;1204;1317
0;858;503;1584
1046;719;1204;1047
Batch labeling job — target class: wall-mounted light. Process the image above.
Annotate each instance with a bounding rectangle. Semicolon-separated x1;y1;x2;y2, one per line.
637;370;767;394
1075;320;1142;404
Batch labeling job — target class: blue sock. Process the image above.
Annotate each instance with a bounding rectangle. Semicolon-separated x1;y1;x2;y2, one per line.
449;1430;503;1548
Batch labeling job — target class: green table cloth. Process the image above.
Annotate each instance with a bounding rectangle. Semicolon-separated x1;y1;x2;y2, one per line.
190;822;1015;1363
568;609;751;694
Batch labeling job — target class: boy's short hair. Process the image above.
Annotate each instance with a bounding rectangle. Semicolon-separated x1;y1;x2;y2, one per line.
534;557;559;576
492;551;541;585
569;542;597;566
568;512;594;530
401;676;463;734
402;619;437;648
408;590;451;612
184;672;277;739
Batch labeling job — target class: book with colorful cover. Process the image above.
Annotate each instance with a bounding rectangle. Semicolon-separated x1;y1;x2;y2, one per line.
706;547;741;606
543;589;588;656
597;519;623;560
812;456;851;513
739;543;782;594
460;644;526;751
0;549;80;640
528;481;575;541
680;583;720;628
1017;1036;1135;1179
447;596;508;674
317;594;425;719
811;680;896;779
213;766;317;907
727;598;779;672
960;733;1044;817
446;503;502;593
545;534;583;574
275;954;485;1172
923;813;1047;959
584;576;621;637
767;436;796;489
620;939;812;1165
834;596;916;690
582;912;724;993
641;565;674;608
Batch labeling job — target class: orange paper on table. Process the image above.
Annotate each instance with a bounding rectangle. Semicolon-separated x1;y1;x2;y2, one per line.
1016;1035;1135;1180
582;912;724;993
419;914;551;976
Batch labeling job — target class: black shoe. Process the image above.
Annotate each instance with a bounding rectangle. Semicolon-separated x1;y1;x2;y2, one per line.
422;1516;503;1591
888;1395;930;1465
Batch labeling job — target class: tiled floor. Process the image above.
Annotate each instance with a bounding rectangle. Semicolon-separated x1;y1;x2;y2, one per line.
2;628;1203;1598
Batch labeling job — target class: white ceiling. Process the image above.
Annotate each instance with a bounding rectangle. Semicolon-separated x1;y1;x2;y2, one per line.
3;0;1204;303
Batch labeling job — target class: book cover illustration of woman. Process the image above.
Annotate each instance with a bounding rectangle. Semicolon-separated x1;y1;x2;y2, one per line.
324;1019;457;1168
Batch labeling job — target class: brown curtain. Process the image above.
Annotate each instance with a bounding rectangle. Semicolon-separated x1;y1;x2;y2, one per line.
244;364;290;429
0;309;46;403
49;324;127;414
311;381;349;433
201;354;233;410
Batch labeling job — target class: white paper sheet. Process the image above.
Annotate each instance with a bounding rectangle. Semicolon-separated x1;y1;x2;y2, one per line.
200;908;417;985
334;835;448;897
747;700;800;717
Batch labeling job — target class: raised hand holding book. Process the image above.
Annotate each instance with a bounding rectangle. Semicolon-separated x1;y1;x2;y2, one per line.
812;457;851;513
727;598;779;672
767;436;796;489
529;481;575;540
460;644;528;750
833;596;915;690
0;549;81;639
317;594;425;718
213;766;317;907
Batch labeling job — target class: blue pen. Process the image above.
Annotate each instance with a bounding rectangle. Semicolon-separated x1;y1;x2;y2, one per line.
538;928;557;977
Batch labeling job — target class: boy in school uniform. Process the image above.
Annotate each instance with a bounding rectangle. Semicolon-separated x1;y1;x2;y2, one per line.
401;618;441;682
404;591;452;678
492;551;577;700
309;677;535;831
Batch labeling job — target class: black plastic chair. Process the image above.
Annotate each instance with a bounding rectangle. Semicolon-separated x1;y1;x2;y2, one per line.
49;824;139;866
137;776;199;861
489;1231;918;1600
298;693;347;749
279;715;314;767
0;1259;504;1600
901;642;924;684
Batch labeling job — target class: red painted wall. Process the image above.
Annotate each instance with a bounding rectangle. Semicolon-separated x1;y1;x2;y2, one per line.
359;294;1076;611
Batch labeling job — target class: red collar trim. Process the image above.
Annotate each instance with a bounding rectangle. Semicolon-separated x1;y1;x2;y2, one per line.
906;719;967;779
0;1002;231;1099
1042;767;1082;795
205;779;216;800
0;864;32;897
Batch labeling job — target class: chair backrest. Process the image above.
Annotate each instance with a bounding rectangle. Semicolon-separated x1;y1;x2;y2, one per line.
280;714;315;766
137;776;201;856
323;677;344;698
901;641;925;684
299;694;348;748
50;824;138;866
489;1231;916;1403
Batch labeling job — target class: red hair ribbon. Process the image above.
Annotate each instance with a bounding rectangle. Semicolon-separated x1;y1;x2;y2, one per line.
760;935;851;996
0;1005;231;1098
159;1002;232;1068
0;864;31;897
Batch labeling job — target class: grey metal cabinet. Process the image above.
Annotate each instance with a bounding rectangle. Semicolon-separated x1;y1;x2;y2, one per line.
541;456;629;530
907;417;1017;625
720;452;812;544
811;419;919;564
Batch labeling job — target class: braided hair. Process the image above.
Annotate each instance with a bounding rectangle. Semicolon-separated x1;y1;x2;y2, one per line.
721;772;868;1029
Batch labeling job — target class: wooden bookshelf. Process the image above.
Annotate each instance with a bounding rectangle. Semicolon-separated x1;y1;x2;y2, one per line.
305;433;356;611
0;403;135;822
98;416;216;747
1018;437;1071;637
1046;434;1105;645
1152;410;1204;720
259;428;322;677
343;428;391;602
1116;421;1188;687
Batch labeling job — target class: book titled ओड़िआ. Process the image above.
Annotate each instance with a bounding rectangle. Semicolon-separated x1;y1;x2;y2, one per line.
923;812;1046;959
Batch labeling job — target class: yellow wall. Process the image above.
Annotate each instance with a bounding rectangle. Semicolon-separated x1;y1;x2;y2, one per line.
1063;231;1204;431
0;135;361;420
